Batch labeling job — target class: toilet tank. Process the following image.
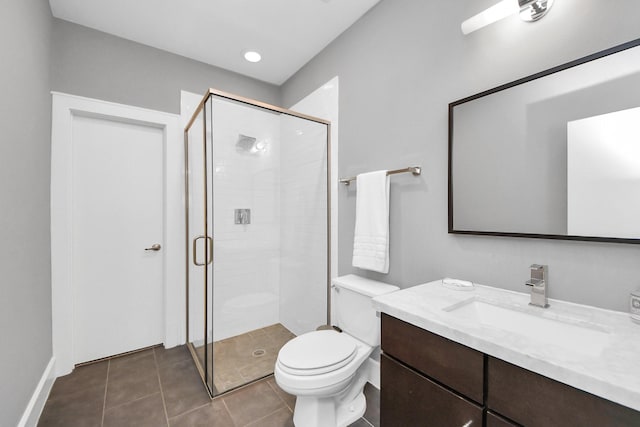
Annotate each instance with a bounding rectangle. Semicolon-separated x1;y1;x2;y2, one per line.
333;275;399;347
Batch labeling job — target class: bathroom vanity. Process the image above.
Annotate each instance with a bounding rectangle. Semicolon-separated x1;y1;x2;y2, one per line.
372;281;640;426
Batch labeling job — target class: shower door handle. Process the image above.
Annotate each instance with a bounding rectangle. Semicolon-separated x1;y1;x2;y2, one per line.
192;235;213;266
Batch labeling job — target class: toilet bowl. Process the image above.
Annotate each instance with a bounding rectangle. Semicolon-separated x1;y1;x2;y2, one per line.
274;275;398;427
275;330;373;427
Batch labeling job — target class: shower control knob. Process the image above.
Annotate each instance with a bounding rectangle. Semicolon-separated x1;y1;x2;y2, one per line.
145;244;162;251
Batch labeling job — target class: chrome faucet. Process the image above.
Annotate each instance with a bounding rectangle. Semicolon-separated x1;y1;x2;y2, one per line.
525;264;549;308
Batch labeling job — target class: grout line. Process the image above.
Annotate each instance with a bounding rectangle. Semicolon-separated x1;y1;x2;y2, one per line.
361;418;374;427
154;349;171;426
239;379;290;426
220;398;237;427
100;353;167;413
102;392;164;412
243;407;287;427
101;360;110;427
215;373;273;398
265;378;294;412
167;401;211;421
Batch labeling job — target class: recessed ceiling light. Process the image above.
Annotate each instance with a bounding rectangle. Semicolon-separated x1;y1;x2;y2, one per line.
243;51;262;63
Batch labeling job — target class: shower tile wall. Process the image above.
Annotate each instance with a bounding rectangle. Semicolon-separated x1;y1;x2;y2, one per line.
193;93;329;344
279;116;328;336
212;99;281;341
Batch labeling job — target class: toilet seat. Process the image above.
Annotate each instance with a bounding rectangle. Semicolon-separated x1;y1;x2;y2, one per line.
277;330;357;376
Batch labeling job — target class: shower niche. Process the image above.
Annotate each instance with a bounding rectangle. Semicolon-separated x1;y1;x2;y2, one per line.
184;89;331;397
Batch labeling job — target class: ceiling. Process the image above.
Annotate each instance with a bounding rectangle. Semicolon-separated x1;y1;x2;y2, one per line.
49;0;381;85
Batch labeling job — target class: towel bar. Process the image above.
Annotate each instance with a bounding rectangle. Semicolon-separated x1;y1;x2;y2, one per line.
339;166;421;185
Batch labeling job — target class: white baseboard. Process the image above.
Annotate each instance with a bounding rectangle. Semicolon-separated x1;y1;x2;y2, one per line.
18;357;56;427
366;357;380;389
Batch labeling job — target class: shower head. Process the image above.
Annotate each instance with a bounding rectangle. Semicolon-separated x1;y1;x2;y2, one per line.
236;134;266;155
236;134;256;152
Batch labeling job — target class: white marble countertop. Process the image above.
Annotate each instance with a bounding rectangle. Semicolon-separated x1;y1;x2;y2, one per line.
372;280;640;411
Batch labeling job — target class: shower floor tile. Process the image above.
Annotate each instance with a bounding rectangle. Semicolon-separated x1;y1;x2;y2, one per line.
195;323;296;394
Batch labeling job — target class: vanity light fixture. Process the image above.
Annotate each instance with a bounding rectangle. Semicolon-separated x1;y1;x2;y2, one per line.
243;50;262;63
461;0;554;35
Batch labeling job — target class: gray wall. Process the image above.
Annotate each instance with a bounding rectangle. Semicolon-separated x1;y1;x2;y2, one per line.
0;1;53;425
51;19;281;114
282;0;640;312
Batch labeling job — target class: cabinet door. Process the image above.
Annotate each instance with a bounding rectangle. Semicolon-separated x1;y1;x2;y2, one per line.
381;354;483;427
488;357;640;427
381;314;484;404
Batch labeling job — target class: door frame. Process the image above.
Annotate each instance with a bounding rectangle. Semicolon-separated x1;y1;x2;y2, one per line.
51;92;183;376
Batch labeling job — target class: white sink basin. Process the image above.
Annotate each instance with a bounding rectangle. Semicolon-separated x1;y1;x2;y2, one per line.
372;280;640;411
443;298;611;357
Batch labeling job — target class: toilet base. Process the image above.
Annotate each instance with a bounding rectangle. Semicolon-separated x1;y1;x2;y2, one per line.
336;391;366;427
293;391;366;427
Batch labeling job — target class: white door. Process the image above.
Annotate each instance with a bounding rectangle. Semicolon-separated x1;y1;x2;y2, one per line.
72;114;164;363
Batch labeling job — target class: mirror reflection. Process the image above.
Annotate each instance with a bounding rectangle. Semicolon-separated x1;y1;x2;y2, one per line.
449;38;640;242
567;107;640;239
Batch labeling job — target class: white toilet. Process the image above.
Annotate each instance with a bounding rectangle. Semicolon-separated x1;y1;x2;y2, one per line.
274;275;399;427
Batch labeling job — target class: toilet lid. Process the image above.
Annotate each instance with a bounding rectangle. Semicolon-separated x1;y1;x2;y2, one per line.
278;330;357;376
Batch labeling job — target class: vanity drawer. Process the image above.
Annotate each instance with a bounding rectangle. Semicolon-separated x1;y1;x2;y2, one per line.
381;313;484;403
381;353;483;427
487;357;640;427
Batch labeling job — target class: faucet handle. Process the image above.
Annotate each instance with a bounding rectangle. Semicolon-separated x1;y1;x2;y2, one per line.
525;278;544;286
526;264;549;308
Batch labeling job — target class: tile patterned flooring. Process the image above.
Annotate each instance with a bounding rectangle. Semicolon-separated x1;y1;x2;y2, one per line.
38;344;380;427
194;323;297;394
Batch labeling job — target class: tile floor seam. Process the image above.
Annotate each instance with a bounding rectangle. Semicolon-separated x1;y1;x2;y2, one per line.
101;360;110;427
165;400;211;424
265;377;294;412
361;418;374;427
220;398;238;427
154;349;171;426
103;391;164;415
241;406;285;427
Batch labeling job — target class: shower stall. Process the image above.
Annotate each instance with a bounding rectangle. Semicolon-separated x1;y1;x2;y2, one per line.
184;89;331;397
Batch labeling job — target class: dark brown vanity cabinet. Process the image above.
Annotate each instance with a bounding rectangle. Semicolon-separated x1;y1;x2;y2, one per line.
380;313;640;427
380;314;484;426
487;357;640;427
381;354;483;426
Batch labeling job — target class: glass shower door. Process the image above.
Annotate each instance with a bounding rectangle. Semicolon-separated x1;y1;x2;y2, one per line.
208;96;329;395
209;97;288;394
186;96;215;394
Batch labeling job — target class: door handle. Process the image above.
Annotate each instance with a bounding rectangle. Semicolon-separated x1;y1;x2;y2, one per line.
192;235;213;266
145;243;162;251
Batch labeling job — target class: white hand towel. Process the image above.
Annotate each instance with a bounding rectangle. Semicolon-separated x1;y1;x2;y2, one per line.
352;170;390;273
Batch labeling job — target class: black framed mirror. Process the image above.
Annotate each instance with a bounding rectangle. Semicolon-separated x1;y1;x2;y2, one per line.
449;38;640;244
